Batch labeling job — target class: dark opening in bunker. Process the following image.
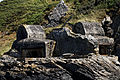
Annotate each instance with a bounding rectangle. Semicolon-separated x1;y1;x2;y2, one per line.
22;48;45;58
99;45;111;55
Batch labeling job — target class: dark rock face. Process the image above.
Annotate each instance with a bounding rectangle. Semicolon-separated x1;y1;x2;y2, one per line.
101;16;113;37
47;27;97;56
112;15;120;34
112;15;120;58
0;55;120;80
47;0;68;27
73;22;105;36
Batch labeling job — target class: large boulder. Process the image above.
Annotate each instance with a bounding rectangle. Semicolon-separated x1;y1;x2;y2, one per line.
112;15;120;34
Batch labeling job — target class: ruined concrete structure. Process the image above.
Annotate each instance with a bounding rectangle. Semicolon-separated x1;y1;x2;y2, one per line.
10;0;114;58
72;22;114;55
47;25;114;56
12;25;56;58
16;38;55;58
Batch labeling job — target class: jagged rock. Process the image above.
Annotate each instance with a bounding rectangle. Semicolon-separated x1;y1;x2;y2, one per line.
47;27;98;56
111;15;120;59
47;0;68;27
55;55;120;80
0;56;73;80
101;15;113;37
0;55;120;80
73;22;105;36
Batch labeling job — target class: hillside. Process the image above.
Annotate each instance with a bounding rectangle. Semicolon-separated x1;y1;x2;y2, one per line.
0;0;119;55
0;0;119;32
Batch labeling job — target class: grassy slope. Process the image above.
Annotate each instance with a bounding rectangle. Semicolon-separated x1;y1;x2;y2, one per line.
0;0;119;55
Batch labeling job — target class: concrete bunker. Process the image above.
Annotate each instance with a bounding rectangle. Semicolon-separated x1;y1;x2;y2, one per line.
16;38;56;58
12;25;56;58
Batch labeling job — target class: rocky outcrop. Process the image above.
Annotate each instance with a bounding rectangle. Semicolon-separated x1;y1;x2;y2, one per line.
47;0;68;27
0;55;120;80
112;15;120;59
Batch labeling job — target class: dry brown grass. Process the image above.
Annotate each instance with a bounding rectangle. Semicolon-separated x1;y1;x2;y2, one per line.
0;32;16;56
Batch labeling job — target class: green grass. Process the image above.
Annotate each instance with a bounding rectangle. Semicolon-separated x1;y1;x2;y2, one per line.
0;0;119;32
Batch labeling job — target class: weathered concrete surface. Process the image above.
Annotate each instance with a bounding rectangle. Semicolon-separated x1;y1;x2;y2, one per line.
0;55;120;80
17;25;46;40
72;22;105;36
47;27;98;56
17;38;55;58
11;38;56;58
11;25;57;58
47;0;68;27
94;36;114;45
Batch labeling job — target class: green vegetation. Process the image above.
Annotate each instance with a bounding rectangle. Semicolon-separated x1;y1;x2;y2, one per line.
0;0;119;55
0;0;119;32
